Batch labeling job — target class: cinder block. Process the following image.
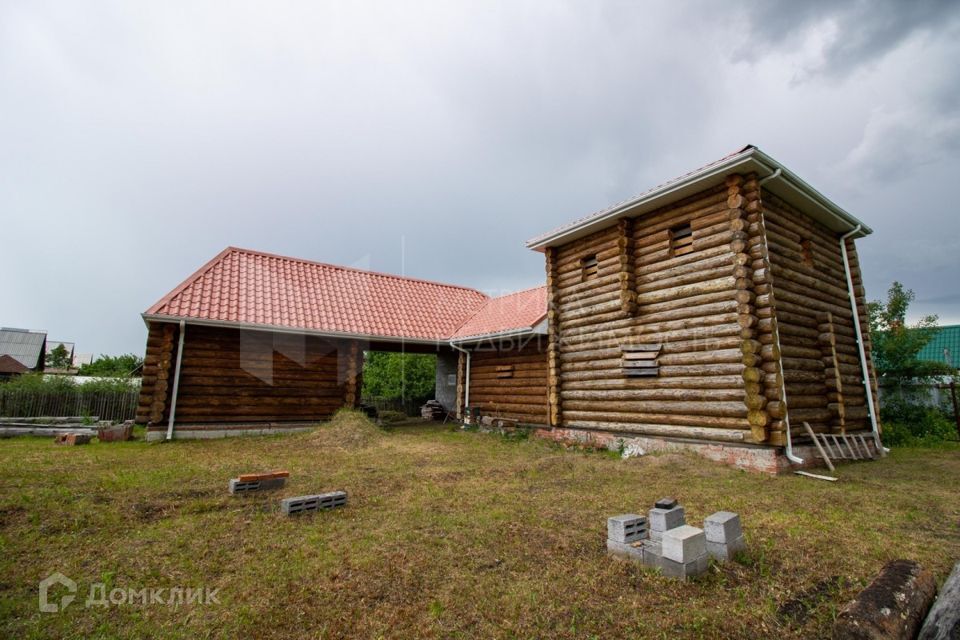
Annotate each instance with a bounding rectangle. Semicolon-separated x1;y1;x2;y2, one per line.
640;540;663;570
648;506;685;540
660;553;709;580
281;491;347;515
704;511;742;543
229;476;286;494
607;514;648;544
606;539;643;562
706;535;746;562
661;525;707;563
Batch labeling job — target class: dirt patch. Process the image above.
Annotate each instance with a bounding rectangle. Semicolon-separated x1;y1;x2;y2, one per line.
777;576;847;624
310;409;387;449
0;505;26;528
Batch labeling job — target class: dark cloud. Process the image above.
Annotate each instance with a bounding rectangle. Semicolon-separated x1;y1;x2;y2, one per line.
733;0;960;78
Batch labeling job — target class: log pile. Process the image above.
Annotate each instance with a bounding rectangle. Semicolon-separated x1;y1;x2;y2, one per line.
420;400;445;421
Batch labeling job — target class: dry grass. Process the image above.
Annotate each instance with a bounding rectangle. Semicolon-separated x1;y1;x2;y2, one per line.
0;424;958;639
308;408;386;449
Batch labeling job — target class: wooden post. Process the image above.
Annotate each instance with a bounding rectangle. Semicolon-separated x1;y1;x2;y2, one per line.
545;246;563;427
730;173;768;442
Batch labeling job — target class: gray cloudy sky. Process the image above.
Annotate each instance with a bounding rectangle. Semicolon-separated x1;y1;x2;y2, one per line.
3;0;959;357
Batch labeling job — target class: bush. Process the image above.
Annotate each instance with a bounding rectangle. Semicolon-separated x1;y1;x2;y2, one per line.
880;392;956;446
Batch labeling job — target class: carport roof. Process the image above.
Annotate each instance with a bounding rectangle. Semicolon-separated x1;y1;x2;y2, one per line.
144;247;546;343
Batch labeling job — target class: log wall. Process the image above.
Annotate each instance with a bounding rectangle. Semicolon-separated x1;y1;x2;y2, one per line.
761;191;874;436
466;339;548;425
139;323;352;425
552;184;755;443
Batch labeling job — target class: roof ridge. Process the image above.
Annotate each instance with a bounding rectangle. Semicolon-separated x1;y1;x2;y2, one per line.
225;246;490;298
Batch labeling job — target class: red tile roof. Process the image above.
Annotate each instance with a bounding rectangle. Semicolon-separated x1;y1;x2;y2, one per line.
451;286;547;340
145;247;545;342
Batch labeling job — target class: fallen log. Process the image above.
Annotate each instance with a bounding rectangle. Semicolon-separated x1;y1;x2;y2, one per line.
833;559;936;640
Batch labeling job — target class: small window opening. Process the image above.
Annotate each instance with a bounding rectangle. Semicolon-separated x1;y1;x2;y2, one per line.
581;254;598;280
670;223;693;256
800;238;814;267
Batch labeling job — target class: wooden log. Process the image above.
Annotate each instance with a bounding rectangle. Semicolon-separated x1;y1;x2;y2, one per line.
565;420;748;442
834;560;936;640
917;561;960;640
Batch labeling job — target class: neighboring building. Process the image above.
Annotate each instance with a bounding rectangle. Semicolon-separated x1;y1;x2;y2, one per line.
916;324;959;373
44;340;78;374
138;145;880;473
0;328;47;376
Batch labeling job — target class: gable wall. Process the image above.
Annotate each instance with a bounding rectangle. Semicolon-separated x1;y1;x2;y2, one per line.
550;183;758;443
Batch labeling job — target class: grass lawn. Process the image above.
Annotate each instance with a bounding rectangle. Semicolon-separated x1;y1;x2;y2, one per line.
1;416;958;639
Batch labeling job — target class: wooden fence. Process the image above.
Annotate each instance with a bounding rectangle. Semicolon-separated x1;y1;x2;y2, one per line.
0;388;140;422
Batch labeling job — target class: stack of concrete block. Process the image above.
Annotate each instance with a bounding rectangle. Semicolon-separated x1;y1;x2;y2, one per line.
660;525;710;580
704;511;746;562
228;470;289;494
97;422;133;442
606;514;647;561
281;490;348;516
606;498;745;580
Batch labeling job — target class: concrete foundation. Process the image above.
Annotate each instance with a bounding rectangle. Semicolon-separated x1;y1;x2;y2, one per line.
533;426;857;475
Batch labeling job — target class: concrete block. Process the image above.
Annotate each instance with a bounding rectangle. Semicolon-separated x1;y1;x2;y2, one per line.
660;553;709;581
648;506;685;540
97;423;133;442
229;477;287;494
704;511;742;543
606;539;644;562
640;540;663;570
54;433;91;445
661;525;707;563
281;491;347;515
607;514;648;544
706;535;746;562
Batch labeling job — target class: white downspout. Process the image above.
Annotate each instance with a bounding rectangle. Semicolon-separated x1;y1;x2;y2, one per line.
839;226;886;455
449;342;471;422
165;320;186;441
757;168;803;463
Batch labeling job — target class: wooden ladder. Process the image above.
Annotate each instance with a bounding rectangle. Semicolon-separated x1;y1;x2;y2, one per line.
802;422;878;473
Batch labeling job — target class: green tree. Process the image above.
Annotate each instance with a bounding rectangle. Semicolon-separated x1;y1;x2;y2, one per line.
45;344;71;369
78;353;144;377
361;352;435;401
867;281;952;382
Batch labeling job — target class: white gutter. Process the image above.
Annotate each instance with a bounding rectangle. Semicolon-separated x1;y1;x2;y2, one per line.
839;226;886;455
449;342;471;420
165;320;186;441
757;167;802;463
